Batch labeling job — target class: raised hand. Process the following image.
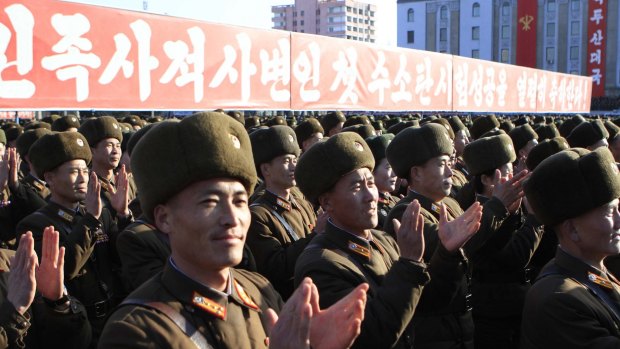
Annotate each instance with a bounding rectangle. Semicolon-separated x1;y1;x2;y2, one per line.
438;202;482;252
8;148;20;191
85;171;102;219
0;151;9;190
7;232;38;315
392;199;425;262
492;169;529;214
110;164;130;216
267;277;312;349
314;209;329;235
309;282;367;349
35;226;65;301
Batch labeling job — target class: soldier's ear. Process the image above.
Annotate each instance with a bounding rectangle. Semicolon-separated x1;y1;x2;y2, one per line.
565;219;580;242
260;163;270;179
153;204;172;235
43;171;54;186
318;192;332;213
409;166;421;184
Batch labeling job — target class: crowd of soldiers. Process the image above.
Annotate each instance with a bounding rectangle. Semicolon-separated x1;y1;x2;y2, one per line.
0;109;618;349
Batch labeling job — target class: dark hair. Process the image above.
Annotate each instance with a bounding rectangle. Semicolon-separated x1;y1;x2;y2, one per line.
473;168;496;194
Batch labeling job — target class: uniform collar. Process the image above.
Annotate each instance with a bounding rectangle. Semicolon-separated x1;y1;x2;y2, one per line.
96;173;115;193
46;201;83;222
555;247;619;290
163;259;260;321
378;192;392;205
263;190;295;212
24;173;46;190
406;190;442;220
325;220;376;262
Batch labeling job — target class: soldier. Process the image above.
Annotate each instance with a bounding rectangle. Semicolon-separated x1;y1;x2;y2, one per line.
567;120;609;150
365;134;398;228
78;116;136;221
247;125;318;299
16;132;126;345
51;115;81;132
320;111;346;137
384;123;485;349
508;124;538;172
462;134;542;349
521;147;620;348
294;131;481;349
295;118;324;153
98;112;368;349
0;228;91;348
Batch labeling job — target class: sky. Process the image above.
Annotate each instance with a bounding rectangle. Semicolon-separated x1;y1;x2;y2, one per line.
65;0;397;46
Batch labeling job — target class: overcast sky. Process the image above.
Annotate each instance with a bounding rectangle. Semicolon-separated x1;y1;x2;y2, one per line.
65;0;397;46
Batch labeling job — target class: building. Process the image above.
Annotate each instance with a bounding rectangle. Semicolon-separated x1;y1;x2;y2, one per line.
397;0;619;97
272;0;377;43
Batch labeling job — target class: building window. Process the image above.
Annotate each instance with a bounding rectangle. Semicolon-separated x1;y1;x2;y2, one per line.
472;26;480;40
358;9;363;15
502;25;510;39
347;16;351;21
571;21;580;36
347;6;351;12
546;22;555;37
440;6;448;19
293;20;297;26
546;0;556;12
571;0;580;11
472;3;480;17
300;10;304;16
440;28;447;42
293;11;297;17
353;17;358;23
347;25;351;31
502;2;510;16
408;8;414;22
501;49;509;63
353;27;358;32
570;46;579;60
329;16;334;23
472;49;480;58
546;47;555;64
407;30;415;43
316;9;320;15
300;29;304;33
300;20;304;25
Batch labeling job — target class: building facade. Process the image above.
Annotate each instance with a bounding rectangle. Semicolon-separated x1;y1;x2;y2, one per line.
397;0;620;96
272;0;377;43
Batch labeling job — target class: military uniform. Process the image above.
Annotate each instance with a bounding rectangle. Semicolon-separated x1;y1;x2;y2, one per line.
0;249;92;349
521;248;620;348
16;202;125;340
294;221;430;349
247;189;316;299
470;195;544;349
98;261;283;349
377;191;397;228
95;173;137;220
385;191;480;349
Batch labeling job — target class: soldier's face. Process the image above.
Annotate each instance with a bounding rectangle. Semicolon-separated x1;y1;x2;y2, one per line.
412;155;453;202
92;138;121;170
521;139;538;158
155;178;251;273
454;130;470;157
321;167;378;235
588;138;609;151
46;159;90;204
571;199;620;261
302;132;323;151
374;158;397;193
263;154;297;190
328;122;344;137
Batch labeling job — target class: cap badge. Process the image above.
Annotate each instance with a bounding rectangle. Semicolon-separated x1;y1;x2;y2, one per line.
76;138;84;147
288;134;294;143
112;123;118;129
612;162;619;176
229;134;241;149
353;141;364;152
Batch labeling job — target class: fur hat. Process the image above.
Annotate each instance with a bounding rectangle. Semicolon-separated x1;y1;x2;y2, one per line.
525;147;620;226
295;132;374;204
387;123;454;178
366;134;395;164
16;128;53;158
470;114;500;140
295;118;324;148
341;124;375;139
463;134;517;176
509;124;538;153
29;132;92;177
525;137;569;171
78;116;123;147
320;111;346;134
131;112;257;221
567;120;609;148
52;115;81;132
251;125;300;173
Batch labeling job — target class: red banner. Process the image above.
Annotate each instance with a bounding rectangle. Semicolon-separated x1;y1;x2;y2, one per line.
516;0;537;68
586;0;607;97
0;0;592;112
